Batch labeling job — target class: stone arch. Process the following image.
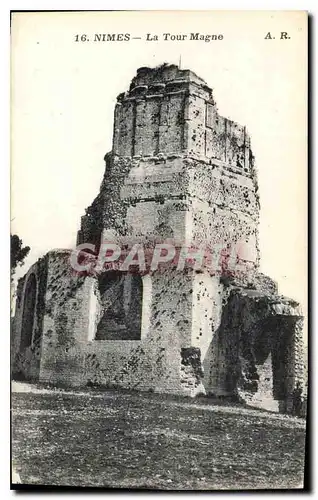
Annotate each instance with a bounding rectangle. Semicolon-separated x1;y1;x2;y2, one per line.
205;289;304;411
20;273;37;351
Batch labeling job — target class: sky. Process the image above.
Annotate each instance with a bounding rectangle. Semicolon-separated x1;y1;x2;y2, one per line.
11;11;307;316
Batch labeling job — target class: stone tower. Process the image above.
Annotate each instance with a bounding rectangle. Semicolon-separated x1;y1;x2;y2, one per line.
12;64;305;414
78;64;259;267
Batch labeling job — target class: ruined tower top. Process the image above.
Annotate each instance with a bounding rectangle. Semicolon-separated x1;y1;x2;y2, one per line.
127;64;210;93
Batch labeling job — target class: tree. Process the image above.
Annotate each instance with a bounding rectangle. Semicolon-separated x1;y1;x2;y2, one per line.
10;234;30;278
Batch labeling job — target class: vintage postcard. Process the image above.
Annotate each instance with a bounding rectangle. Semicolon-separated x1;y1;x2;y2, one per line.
11;10;308;490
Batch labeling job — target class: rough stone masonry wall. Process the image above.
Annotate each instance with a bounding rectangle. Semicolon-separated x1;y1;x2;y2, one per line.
38;252;204;395
39;250;92;386
34;251;304;404
208;285;305;410
187;158;260;267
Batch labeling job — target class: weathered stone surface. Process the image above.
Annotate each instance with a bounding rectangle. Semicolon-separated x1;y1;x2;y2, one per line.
12;64;306;414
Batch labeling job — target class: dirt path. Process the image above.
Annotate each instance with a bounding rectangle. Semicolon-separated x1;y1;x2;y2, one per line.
11;381;306;489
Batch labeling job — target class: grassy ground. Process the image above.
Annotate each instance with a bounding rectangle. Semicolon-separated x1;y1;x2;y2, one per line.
11;383;306;490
